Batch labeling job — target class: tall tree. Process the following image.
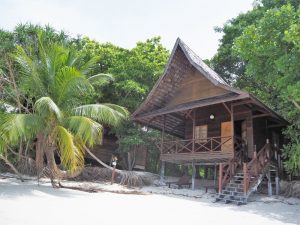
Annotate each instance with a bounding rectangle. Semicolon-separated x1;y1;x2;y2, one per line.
233;4;300;174
209;0;300;85
78;37;169;112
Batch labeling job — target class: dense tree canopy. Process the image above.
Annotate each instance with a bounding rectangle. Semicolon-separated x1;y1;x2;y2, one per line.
77;36;169;112
212;1;300;174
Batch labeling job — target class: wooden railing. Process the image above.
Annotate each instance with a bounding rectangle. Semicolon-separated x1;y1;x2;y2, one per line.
157;136;233;154
243;143;273;195
218;150;243;193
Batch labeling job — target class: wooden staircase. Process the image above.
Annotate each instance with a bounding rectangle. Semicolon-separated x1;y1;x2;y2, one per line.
216;142;276;205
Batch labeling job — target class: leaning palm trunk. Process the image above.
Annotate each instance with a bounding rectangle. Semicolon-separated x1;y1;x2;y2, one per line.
0;155;24;181
84;146;144;187
43;146;83;187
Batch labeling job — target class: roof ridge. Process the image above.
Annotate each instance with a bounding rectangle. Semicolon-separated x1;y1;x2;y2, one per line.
177;38;228;86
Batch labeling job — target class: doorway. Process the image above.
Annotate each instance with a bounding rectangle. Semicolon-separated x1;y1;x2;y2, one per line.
234;119;248;160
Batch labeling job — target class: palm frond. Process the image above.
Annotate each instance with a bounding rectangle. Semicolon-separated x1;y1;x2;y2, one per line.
34;97;62;121
53;67;93;106
13;45;47;96
51;125;84;172
102;103;130;118
79;56;100;75
0;113;43;144
13;45;35;76
64;116;103;147
0;136;8;156
73;104;129;127
87;73;114;84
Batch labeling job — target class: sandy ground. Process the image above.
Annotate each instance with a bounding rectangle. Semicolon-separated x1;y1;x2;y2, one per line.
0;176;300;225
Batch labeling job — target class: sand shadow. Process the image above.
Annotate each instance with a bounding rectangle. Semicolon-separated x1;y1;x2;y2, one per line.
0;178;87;199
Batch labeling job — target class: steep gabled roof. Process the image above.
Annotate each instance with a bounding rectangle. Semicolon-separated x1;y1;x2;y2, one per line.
179;39;227;85
132;38;244;119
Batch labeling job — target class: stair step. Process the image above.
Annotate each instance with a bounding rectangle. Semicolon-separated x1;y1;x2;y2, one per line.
228;183;244;188
225;187;244;192
222;190;245;197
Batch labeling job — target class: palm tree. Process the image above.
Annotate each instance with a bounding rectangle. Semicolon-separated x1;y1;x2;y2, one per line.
0;33;128;185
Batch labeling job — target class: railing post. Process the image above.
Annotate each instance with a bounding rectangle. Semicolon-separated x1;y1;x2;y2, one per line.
254;151;258;176
218;163;223;193
210;138;213;152
243;162;247;196
231;162;235;176
175;139;178;153
191;161;196;190
192;139;195;153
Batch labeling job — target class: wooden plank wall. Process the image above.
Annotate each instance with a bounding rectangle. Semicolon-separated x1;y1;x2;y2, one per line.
183;103;257;157
253;118;268;152
185;104;231;139
167;69;229;107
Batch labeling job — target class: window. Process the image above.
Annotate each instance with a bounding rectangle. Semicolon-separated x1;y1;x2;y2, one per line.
194;125;207;144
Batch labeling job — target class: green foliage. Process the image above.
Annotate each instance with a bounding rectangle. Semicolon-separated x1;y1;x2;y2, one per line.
209;0;300;85
211;1;300;174
232;4;300;174
0;30;128;173
78;37;169;112
112;120;161;172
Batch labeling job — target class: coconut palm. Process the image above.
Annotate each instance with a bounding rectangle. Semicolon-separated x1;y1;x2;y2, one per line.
0;34;128;185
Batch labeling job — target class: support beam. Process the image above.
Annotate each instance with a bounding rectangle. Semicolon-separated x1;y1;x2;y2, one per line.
161;115;166;153
218;163;223;194
214;163;217;188
191;161;196;190
222;102;231;115
192;109;195;153
252;113;272;119
160;161;165;183
267;169;272;196
230;103;234;156
275;169;280;195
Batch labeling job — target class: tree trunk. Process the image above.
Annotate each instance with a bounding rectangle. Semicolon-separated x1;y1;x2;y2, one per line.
35;133;44;178
18;141;23;162
0;155;24;181
44;146;83;187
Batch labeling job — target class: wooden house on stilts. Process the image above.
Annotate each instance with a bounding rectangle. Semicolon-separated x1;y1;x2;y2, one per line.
132;38;288;204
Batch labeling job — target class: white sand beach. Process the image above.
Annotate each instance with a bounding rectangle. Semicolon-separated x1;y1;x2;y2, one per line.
0;177;300;225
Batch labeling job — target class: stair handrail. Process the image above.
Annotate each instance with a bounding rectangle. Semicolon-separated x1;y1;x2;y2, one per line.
219;150;243;193
243;143;273;195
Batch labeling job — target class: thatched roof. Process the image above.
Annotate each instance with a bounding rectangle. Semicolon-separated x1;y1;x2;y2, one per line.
132;38;288;137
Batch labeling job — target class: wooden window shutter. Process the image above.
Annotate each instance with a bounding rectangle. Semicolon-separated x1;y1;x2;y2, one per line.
194;125;207;144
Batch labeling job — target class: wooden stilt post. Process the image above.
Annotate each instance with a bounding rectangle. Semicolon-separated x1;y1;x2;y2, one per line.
214;163;217;190
160;115;166;183
253;151;257;176
218;163;223;193
231;103;234;156
160;161;165;183
275;169;279;195
243;162;247;196
192;161;196;190
267;169;272;196
192;109;195;153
